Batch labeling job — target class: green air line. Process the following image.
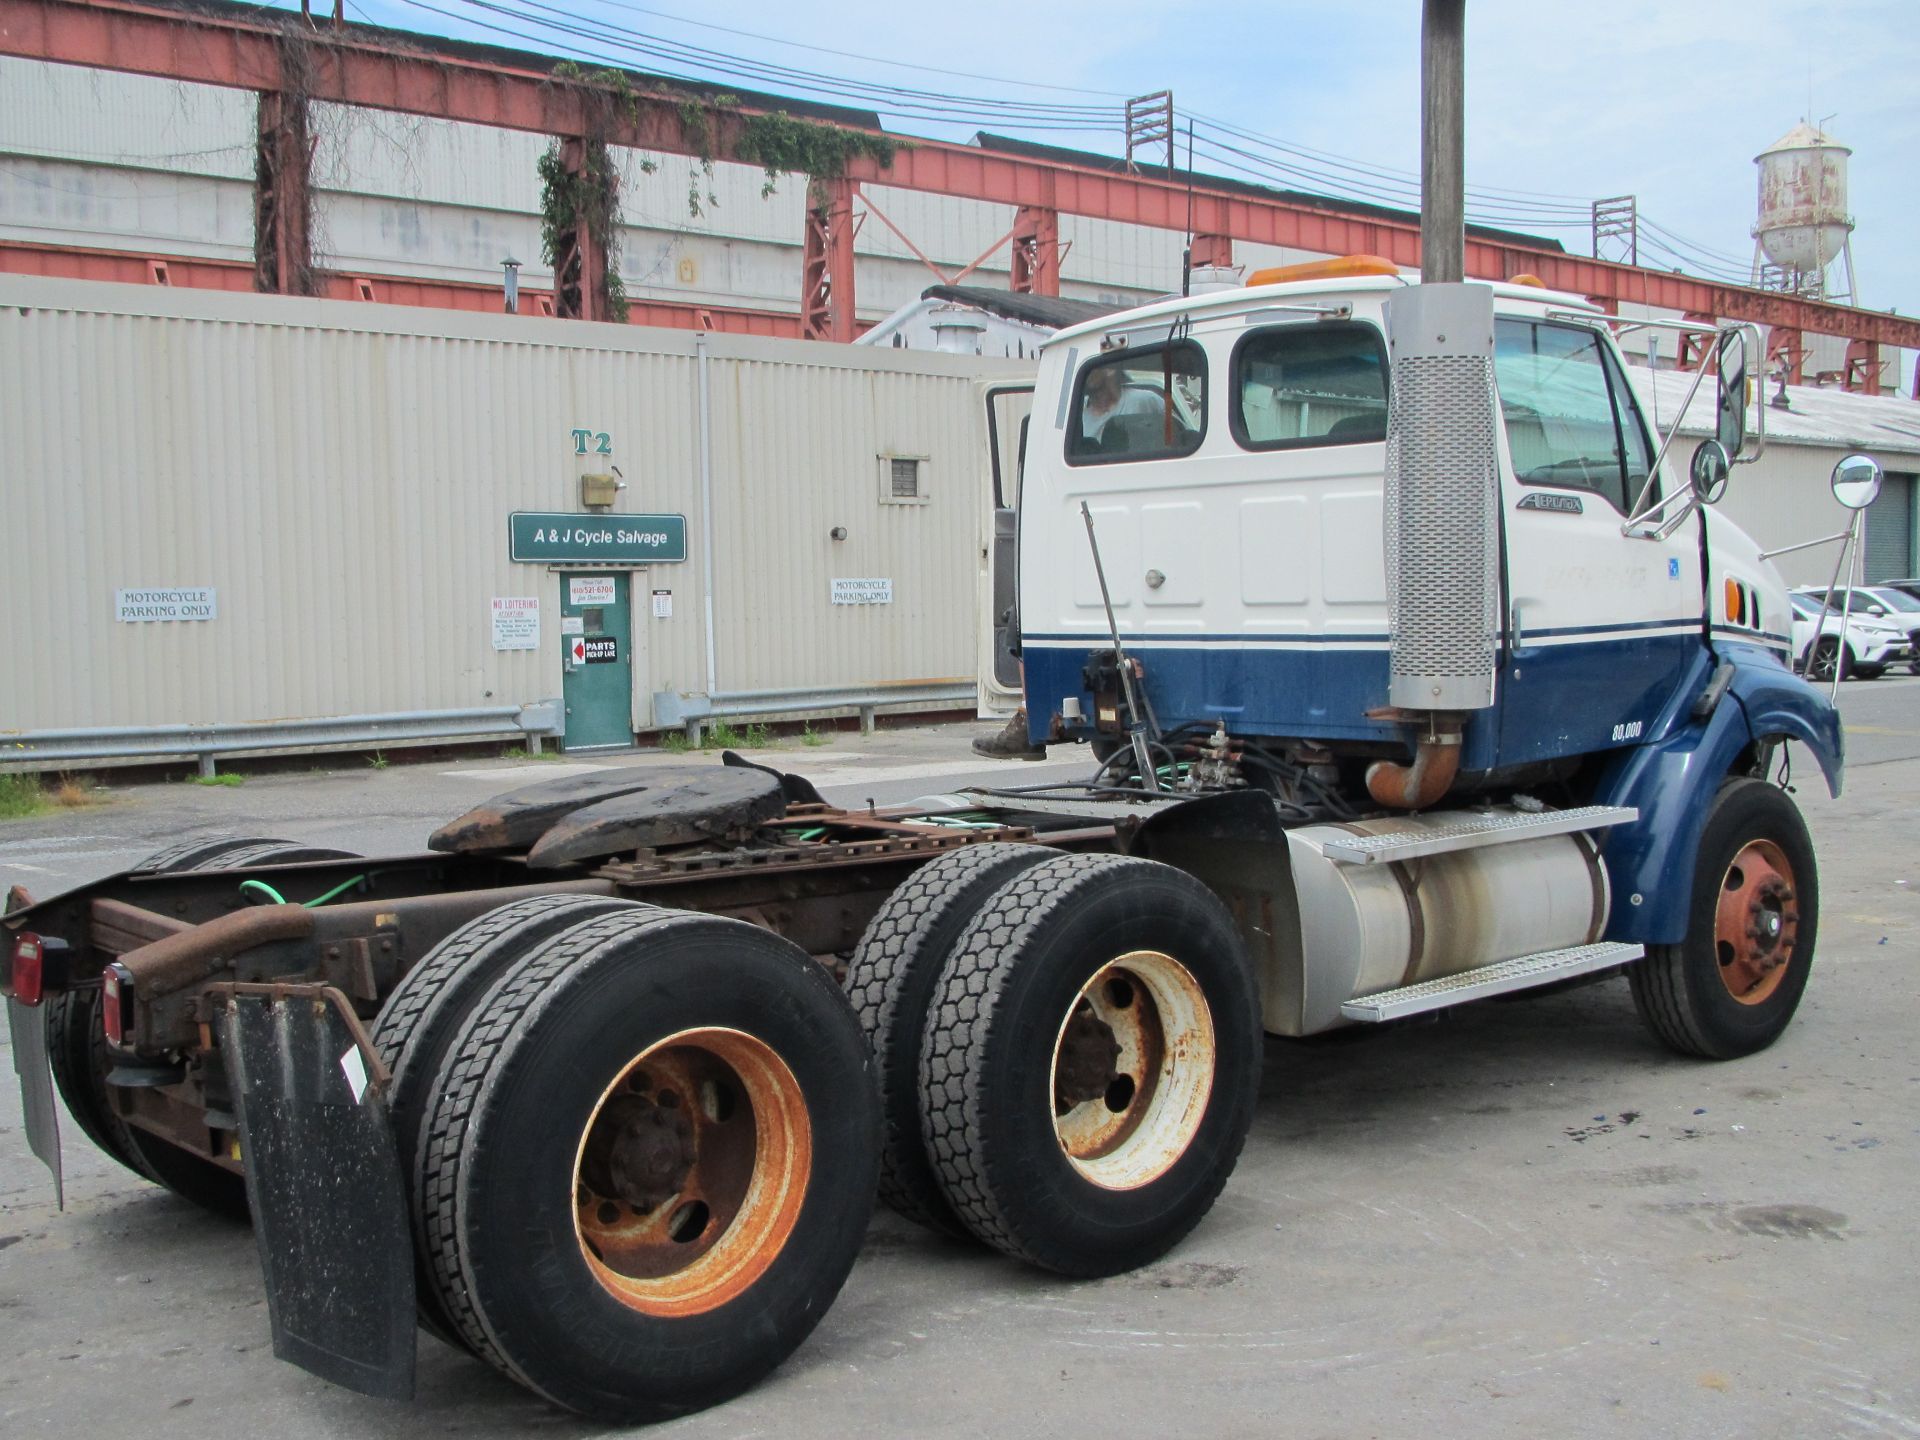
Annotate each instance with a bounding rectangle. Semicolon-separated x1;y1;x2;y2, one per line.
795;827;828;841
303;874;368;908
238;879;287;906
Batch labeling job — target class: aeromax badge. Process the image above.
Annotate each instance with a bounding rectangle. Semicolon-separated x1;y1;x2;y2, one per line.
1516;492;1584;514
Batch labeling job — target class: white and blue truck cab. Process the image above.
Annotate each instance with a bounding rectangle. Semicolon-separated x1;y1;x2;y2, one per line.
0;265;1882;1408
1012;256;1861;1056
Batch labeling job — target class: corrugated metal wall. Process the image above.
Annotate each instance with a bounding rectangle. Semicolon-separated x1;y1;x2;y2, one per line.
0;58;1171;318
0;274;1030;735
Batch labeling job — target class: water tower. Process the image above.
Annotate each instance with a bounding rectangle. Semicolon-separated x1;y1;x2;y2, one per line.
1750;122;1856;303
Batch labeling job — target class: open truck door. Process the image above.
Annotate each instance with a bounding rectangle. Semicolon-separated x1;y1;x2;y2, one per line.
978;381;1034;717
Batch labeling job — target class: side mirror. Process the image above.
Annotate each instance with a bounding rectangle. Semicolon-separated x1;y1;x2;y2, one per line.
1688;439;1731;505
1831;453;1883;510
1714;330;1749;459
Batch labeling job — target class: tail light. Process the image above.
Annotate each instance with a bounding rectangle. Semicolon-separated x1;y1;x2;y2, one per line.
9;933;44;1007
101;962;136;1047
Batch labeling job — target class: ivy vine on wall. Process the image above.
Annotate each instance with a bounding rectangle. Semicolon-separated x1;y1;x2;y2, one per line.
538;65;905;315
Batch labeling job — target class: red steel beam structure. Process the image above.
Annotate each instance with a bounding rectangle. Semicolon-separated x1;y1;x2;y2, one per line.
5;0;1920;355
253;89;315;295
800;178;858;342
1009;205;1060;296
0;240;806;334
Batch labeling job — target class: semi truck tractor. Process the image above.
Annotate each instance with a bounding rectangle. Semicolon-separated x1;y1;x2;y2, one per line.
3;261;1865;1423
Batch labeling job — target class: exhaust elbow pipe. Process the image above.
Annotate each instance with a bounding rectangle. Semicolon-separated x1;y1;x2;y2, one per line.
1365;725;1463;810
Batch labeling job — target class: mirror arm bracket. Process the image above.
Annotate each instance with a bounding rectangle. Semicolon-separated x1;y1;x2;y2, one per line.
1758;530;1851;562
1622;486;1695;538
1731;323;1767;465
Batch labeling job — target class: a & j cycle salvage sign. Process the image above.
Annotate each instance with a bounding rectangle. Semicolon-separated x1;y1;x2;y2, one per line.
509;513;687;564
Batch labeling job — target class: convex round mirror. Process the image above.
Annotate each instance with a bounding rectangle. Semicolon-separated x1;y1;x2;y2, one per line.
1714;329;1750;459
1689;438;1731;504
1831;453;1883;510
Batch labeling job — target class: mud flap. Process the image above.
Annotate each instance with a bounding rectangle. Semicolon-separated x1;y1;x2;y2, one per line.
6;997;62;1209
218;987;416;1401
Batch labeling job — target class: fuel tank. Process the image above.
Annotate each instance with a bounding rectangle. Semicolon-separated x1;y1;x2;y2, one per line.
1273;810;1609;1036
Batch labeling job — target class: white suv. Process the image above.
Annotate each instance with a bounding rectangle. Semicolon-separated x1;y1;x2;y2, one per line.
1787;590;1910;680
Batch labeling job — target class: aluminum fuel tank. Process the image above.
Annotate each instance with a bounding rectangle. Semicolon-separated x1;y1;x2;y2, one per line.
1272;811;1609;1036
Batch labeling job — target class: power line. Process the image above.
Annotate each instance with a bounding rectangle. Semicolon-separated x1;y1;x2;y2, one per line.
313;0;1773;283
458;0;1608;229
566;0;1131;100
438;0;1117;123
1640;216;1753;271
1189;113;1593;216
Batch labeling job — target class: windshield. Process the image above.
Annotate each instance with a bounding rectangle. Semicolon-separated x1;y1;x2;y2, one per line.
1865;587;1920;613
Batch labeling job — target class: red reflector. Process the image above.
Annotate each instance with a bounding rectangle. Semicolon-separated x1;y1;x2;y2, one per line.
10;933;44;1007
102;963;133;1047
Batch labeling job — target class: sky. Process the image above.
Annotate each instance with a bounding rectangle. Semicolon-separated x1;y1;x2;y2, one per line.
320;0;1917;376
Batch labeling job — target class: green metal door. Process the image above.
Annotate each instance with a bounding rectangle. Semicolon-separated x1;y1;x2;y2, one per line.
559;573;633;750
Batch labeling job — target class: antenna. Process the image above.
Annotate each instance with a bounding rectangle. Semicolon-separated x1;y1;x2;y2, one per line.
1182;121;1195;297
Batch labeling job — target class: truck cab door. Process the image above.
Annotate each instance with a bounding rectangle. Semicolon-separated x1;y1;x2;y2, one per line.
979;382;1034;717
1494;319;1703;765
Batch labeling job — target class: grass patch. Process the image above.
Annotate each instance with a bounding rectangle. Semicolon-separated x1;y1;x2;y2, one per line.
800;724;831;747
501;746;566;762
51;773;104;808
0;773;49;819
659;722;779;753
706;721;748;750
704;722;774;751
193;772;246;787
368;751;389;771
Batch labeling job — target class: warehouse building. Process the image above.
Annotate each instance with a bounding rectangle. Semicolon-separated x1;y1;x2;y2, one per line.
1644;368;1920;587
0;274;1030;765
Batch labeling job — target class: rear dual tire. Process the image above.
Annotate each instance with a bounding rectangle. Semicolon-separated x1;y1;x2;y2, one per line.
409;905;878;1422
915;853;1263;1277
844;843;1053;1234
370;893;650;1349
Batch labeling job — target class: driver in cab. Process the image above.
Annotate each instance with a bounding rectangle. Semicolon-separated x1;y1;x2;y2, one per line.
1081;365;1165;450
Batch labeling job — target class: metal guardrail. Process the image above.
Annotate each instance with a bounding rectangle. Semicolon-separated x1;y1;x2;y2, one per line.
652;683;976;743
1;702;564;778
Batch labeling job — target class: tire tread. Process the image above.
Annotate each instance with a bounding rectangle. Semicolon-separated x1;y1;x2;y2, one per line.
415;906;704;1383
844;842;1050;1230
919;852;1246;1268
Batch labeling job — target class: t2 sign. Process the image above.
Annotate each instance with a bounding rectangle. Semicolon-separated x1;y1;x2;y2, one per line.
571;429;613;456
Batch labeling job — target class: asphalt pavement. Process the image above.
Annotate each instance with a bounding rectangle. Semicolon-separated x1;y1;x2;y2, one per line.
2;691;1917;1438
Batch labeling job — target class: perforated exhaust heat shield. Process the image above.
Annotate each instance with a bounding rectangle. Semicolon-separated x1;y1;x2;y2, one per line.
1383;283;1499;711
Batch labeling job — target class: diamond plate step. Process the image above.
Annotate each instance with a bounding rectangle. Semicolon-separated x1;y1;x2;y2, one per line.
1318;805;1637;865
1339;941;1646;1023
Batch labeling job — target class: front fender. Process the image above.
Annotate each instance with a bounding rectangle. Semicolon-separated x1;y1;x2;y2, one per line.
1592;644;1840;945
1723;645;1844;796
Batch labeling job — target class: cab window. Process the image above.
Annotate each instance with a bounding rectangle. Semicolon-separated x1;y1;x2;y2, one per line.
1066;342;1206;465
1231;321;1388;449
1493;320;1654;514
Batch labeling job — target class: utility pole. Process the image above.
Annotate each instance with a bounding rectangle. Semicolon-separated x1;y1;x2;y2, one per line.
1420;0;1465;282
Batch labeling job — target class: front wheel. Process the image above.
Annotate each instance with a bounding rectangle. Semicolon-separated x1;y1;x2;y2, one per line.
1629;779;1818;1059
1804;637;1848;682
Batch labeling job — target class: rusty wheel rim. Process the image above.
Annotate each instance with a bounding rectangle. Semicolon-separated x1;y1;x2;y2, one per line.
1713;839;1800;1006
1048;949;1215;1191
572;1027;811;1317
